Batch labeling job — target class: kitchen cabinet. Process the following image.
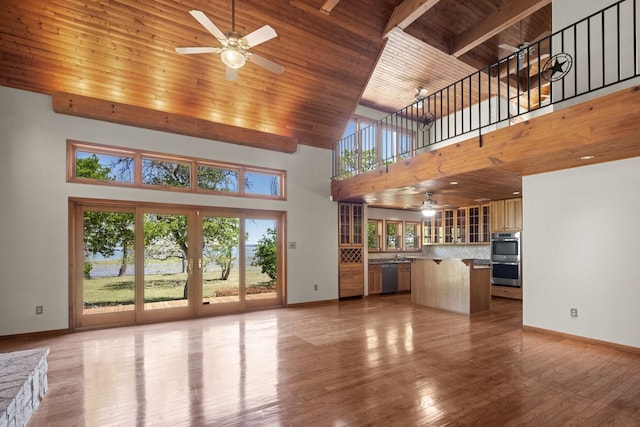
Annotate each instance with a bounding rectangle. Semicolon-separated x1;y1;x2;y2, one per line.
425;205;487;245
368;264;381;294
368;261;410;294
397;263;411;292
339;263;365;298
443;208;467;244
490;198;522;232
491;285;522;300
411;259;490;314
339;203;364;298
423;210;444;244
339;203;363;246
468;204;490;243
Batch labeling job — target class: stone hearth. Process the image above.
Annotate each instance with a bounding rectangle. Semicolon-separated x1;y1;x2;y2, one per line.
0;348;49;427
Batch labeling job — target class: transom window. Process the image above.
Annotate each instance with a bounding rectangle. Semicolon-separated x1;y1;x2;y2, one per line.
68;140;286;199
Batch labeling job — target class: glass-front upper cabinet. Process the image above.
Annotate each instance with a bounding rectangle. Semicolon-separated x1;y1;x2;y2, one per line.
482;205;490;242
456;208;467;243
444;209;455;243
423;211;443;245
339;203;363;246
425;205;490;245
468;205;491;243
444;208;468;244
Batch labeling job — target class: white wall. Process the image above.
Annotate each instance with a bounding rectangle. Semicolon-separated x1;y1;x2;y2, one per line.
0;86;338;336
522;157;640;347
552;0;640;106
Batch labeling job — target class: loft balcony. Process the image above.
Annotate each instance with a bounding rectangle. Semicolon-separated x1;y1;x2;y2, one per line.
331;0;640;209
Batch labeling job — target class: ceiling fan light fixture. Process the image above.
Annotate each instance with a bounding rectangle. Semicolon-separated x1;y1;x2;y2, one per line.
221;47;246;68
421;192;438;217
421;207;437;217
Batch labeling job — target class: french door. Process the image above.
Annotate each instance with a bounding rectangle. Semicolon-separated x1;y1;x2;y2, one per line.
72;200;284;329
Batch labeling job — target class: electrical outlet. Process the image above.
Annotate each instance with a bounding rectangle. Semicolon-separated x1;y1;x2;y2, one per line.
570;308;578;318
36;306;43;315
313;284;318;291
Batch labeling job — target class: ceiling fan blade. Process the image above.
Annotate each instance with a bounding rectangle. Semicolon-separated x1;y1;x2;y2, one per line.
247;54;285;75
225;66;238;81
531;30;551;44
241;25;277;48
189;10;227;42
499;43;518;52
175;47;221;54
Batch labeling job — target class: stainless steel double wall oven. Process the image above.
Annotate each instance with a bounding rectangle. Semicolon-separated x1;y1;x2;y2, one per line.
491;231;521;287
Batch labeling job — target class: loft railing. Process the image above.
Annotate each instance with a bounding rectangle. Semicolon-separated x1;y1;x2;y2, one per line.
332;0;640;180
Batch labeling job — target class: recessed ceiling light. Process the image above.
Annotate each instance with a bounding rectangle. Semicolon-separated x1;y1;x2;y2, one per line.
474;197;490;202
580;155;595;160
512;191;520;195
450;181;459;185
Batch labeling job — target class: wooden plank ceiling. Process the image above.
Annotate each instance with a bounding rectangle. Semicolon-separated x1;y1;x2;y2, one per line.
363;0;552;113
9;0;614;212
1;0;551;151
0;0;397;152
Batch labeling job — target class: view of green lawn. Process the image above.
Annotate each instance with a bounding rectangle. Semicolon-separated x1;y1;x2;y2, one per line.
83;268;274;308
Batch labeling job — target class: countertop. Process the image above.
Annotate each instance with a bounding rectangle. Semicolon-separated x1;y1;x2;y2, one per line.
368;259;412;264
368;257;490;268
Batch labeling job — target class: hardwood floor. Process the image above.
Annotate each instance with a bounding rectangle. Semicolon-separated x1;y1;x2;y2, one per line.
2;295;640;426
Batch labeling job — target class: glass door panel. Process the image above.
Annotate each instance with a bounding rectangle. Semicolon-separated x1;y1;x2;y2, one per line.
201;215;241;305
74;201;284;329
143;213;189;310
82;209;136;316
245;218;278;302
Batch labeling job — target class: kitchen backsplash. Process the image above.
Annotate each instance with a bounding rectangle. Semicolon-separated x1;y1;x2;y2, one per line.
422;244;490;260
368;245;490;261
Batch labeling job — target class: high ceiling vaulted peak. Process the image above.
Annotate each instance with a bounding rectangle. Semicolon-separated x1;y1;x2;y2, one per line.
383;0;442;38
450;0;552;57
1;0;551;152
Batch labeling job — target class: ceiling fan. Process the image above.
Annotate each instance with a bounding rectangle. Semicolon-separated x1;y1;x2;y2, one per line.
498;21;551;94
413;87;428;102
175;1;285;81
499;21;532;57
420;192;441;217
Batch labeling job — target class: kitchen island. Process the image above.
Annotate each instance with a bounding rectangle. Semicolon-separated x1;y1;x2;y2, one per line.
410;258;490;315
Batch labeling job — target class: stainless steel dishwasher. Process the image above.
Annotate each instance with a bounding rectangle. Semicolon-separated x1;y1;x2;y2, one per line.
381;263;398;294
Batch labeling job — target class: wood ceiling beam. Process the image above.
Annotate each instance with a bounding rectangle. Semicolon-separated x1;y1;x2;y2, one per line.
450;0;552;58
51;92;298;154
383;0;442;39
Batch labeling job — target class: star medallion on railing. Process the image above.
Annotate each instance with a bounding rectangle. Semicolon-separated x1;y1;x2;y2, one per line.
542;53;573;81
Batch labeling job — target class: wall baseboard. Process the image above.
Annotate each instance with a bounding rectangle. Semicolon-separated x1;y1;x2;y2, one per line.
0;329;69;342
523;325;640;355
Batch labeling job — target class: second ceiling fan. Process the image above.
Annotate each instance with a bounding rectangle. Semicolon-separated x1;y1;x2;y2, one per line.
175;0;285;81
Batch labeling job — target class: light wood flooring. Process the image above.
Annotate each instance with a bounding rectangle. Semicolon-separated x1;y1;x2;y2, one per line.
2;294;640;426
